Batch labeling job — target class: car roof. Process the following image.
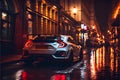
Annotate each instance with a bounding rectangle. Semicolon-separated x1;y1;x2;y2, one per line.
27;34;73;40
60;35;72;38
60;35;73;41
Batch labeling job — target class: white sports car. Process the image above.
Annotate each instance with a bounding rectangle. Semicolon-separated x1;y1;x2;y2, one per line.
22;35;83;64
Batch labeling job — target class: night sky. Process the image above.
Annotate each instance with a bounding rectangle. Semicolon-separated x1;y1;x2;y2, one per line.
94;0;113;35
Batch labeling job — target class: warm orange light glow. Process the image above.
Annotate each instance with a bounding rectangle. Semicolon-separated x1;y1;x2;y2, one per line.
2;12;7;20
28;14;32;19
72;7;77;15
90;52;97;79
52;6;57;9
97;34;99;37
107;30;111;34
92;25;95;29
113;3;120;19
102;35;104;39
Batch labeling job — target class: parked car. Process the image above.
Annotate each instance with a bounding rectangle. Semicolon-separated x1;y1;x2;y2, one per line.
22;35;83;64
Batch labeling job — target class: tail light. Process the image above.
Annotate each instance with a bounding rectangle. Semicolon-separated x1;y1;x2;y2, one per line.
21;71;28;80
24;40;33;48
51;74;66;80
57;40;67;48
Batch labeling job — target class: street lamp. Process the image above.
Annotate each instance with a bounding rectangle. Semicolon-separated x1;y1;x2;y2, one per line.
72;7;77;19
73;7;77;15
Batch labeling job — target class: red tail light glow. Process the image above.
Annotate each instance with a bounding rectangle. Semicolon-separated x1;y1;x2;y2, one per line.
51;74;66;80
25;40;33;48
21;71;27;79
57;40;67;48
58;42;67;48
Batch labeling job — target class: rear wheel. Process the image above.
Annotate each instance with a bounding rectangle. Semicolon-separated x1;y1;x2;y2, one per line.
67;50;73;64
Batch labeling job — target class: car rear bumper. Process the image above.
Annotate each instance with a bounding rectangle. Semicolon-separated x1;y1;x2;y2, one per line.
22;49;70;60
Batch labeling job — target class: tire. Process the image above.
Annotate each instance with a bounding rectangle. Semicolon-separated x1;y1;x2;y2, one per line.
67;50;73;64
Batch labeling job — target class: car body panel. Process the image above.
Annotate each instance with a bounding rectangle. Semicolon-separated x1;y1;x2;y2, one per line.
22;35;83;62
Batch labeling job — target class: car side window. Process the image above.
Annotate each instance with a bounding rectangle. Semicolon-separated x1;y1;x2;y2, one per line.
68;37;75;43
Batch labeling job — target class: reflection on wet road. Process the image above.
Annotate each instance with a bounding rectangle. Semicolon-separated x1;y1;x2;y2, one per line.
70;46;120;80
50;46;120;80
1;46;120;80
90;46;120;80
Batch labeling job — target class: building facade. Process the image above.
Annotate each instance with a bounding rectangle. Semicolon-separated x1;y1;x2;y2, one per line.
60;0;100;46
0;0;61;55
0;0;100;55
108;0;120;49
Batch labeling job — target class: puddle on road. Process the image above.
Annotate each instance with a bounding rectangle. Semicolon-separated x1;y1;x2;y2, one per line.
52;46;120;80
13;46;120;80
83;46;120;80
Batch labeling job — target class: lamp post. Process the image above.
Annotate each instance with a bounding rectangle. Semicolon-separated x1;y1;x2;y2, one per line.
81;24;87;48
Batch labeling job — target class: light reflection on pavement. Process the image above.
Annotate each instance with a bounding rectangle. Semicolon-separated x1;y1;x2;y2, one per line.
51;46;120;80
13;46;120;80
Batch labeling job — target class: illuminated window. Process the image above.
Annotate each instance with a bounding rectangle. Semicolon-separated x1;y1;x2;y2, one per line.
1;0;15;41
28;21;32;28
25;0;58;36
2;12;7;20
27;14;32;19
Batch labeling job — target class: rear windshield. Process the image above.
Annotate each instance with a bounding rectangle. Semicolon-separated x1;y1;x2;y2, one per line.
33;36;58;43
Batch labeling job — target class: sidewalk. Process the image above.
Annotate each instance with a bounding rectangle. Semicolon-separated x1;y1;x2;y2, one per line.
0;54;22;64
